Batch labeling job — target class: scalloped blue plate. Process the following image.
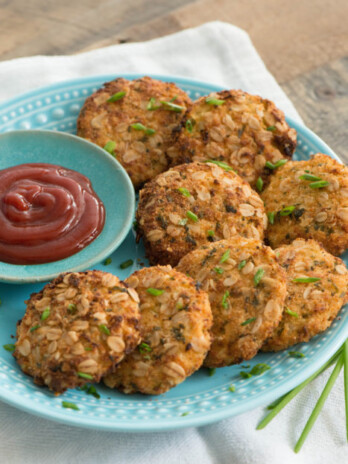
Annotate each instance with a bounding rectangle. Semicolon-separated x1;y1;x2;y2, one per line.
0;74;346;432
0;130;135;283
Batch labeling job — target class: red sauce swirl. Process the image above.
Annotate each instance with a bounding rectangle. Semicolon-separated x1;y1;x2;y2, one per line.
0;163;105;264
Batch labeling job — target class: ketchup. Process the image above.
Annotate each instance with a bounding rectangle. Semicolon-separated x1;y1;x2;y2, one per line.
0;163;105;264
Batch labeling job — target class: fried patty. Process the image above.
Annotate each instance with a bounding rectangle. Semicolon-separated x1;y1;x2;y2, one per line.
262;153;348;255
168;89;297;187
263;239;348;351
77;76;191;189
177;238;287;367
136;162;267;266
14;271;140;393
103;265;212;395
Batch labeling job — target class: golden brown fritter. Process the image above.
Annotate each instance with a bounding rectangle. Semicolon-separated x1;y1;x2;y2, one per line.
77;76;191;189
136;162;267;266
14;271;140;393
263;239;348;351
177;238;287;367
103;266;212;395
168;89;297;187
262;153;348;255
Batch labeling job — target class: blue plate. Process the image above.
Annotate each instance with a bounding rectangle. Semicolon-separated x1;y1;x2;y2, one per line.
0;74;347;432
0;130;135;283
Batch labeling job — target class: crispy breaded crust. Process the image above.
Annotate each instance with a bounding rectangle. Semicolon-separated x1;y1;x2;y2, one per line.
77;76;191;189
168;89;297;187
14;271;140;393
103;266;212;395
262;153;348;255
177;238;287;367
263;239;348;351
136;162;267;266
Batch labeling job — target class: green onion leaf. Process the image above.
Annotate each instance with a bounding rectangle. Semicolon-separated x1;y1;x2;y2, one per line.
299;173;322;181
41;307;50;321
186;211;198;222
103;141;116;155
238;260;247;270
85;347;92;351
185;119;194;133
147;97;160;110
30;324;40;332
254;269;264;286
267;211;276;224
130;123;155;135
250;363;271;376
139;342;152;353
214;267;224;275
256;177;263;192
120;259;133;269
240;371;253;379
62;401;79;411
208;368;216;376
207;230;215;237
3;344;15;352
146;288;164;296
99;324;110;335
161;101;184;112
178;218;188;226
177;187;191;197
104;257;112;265
241;317;256;326
107;91;126;102
285;307;299;318
293;277;321;283
228;385;236;392
205;96;225;106
221;291;230;309
220;249;230;263
204;159;234;171
265;159;287;169
289;351;305;358
266;125;276;131
181;411;190;416
279;205;296;216
77;372;94;380
309;180;329;189
67;303;77;314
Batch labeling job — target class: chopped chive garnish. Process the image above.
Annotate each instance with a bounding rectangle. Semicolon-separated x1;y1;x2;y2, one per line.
139;342;152;353
267;211;276;224
240;371;252;379
254;269;264;286
207;230;215;237
256;177;263;192
220;249;230;263
279;205;296;216
181;411;190;416
208;368;216;376
285;307;299;318
228;385;236;392
99;324;110;335
221;291;230;309
241;317;256;326
30;324;40;332
214;267;224;274
250;363;271;375
80;384;100;399
205;96;225;106
299;173;322;181
309;180;329;189
146;288;164;296
107;91;126;102
120;259;133;269
186;119;194;132
103;141;116;154
265;159;287;169
177;187;191;197
238;260;247;270
289;351;305;358
186;211;198;222
147;97;160;110
161;101;184;112
77;372;94;380
204;159;234;171
266;125;276;131
104;257;112;265
41;308;50;321
130;123;155;135
67;303;77;314
178;218;188;226
3;344;15;352
62;401;79;411
85;347;92;351
293;277;321;283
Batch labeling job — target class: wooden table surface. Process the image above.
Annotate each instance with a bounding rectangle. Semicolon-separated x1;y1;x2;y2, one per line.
1;0;347;162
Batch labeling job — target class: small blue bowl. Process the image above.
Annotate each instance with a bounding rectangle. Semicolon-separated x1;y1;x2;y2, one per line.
0;130;135;283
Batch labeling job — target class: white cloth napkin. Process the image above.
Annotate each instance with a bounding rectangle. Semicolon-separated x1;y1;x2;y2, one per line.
0;21;345;464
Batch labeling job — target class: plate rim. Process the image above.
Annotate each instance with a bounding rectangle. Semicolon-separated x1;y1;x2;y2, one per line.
0;74;346;432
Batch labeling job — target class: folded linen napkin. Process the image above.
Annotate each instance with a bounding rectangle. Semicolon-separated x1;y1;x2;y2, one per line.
0;21;346;464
